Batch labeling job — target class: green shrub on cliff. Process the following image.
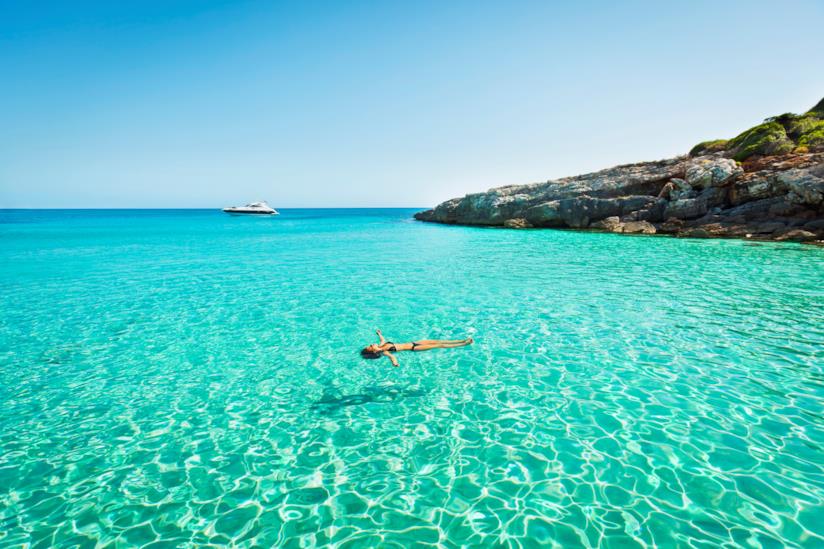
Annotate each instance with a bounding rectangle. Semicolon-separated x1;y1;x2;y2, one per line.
689;139;728;157
689;96;823;160
797;119;824;150
783;113;820;138
726;121;794;161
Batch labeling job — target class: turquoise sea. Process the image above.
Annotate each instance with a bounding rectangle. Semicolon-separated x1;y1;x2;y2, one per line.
1;208;823;548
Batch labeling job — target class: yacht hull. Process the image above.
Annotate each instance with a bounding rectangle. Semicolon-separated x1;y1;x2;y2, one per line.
222;209;278;215
222;201;278;215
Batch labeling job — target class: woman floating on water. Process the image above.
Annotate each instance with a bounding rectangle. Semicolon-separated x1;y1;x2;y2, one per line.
361;329;473;367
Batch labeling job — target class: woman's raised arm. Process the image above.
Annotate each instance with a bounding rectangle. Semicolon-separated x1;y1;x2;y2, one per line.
376;328;386;345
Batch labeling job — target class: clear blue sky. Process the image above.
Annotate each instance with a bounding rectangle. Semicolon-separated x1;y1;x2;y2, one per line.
1;0;823;208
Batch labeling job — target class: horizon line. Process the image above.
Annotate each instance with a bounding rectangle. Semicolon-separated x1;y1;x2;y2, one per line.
0;206;430;211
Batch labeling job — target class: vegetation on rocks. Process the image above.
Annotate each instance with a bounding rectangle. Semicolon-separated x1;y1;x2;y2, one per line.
783;113;820;138
726;121;794;161
689;97;824;160
689;139;728;157
797;119;824;149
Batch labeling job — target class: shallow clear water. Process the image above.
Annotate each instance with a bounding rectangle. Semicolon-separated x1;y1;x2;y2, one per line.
1;208;823;548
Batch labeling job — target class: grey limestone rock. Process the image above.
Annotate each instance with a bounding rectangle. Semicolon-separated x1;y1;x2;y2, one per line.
685;157;742;189
413;153;824;241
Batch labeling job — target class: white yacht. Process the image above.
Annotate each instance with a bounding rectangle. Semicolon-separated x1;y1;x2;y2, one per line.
222;201;279;215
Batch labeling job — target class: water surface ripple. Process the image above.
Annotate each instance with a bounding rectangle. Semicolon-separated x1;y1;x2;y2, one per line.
1;209;822;547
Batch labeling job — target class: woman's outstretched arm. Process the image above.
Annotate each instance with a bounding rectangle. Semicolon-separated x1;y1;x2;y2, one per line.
376;328;386;345
382;351;399;367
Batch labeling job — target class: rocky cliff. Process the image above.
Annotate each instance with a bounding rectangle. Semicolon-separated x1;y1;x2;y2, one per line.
415;99;824;242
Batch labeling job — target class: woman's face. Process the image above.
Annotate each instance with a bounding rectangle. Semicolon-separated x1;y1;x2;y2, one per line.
366;344;380;353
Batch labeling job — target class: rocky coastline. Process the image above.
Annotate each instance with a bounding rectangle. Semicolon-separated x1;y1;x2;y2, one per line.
415;99;824;243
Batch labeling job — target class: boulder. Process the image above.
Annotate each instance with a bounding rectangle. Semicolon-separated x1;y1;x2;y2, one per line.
503;218;533;229
621;221;657;234
669;178;695;201
588;217;656;235
524;200;564;227
557;197;595;228
658;217;685;233
664;197;707;220
778;168;824;205
775;229;818;242
590;216;623;232
685;157;742;189
701;186;729;208
662;186;726;220
633;198;668;222
730;175;784;205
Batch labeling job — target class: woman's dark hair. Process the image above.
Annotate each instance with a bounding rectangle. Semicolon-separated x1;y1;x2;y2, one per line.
360;348;382;359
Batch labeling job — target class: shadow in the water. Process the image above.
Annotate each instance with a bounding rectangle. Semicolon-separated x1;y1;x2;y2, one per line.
311;384;429;414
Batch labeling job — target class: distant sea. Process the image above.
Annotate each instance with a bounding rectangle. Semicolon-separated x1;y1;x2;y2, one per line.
1;208;822;546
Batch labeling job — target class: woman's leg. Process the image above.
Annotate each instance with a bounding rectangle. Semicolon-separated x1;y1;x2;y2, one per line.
412;339;473;351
